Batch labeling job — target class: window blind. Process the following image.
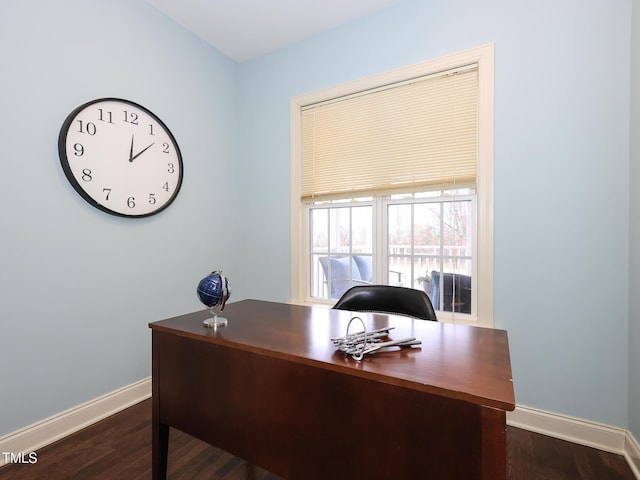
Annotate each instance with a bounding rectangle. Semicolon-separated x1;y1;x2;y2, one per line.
300;65;478;202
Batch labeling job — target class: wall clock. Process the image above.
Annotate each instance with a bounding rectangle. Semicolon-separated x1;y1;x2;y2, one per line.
58;98;183;218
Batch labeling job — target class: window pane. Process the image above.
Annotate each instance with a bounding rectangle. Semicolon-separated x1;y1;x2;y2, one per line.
388;204;411;257
387;199;474;316
414;260;436;304
309;204;373;300
412;203;441;292
331;207;351;253
388;256;407;287
442;200;473;271
432;260;472;314
310;254;326;298
352;206;372;254
388;204;411;288
311;208;328;250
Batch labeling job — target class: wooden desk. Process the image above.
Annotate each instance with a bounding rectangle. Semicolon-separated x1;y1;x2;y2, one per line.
149;299;515;480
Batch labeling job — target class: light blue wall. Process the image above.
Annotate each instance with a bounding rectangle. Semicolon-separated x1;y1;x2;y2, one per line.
237;0;632;428
630;0;640;442
0;0;239;436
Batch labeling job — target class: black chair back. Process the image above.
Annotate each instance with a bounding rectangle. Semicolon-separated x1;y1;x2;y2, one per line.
333;285;437;321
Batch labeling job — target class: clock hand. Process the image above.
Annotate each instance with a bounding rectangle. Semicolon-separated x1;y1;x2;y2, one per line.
129;142;155;162
129;134;135;162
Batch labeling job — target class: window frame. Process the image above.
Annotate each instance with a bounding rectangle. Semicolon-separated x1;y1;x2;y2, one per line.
307;199;375;301
305;191;477;321
384;192;477;323
290;44;494;327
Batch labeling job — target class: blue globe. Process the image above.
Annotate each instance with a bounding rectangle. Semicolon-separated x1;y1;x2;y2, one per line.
196;271;231;309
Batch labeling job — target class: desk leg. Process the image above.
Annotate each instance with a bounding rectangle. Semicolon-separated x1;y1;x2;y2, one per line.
480;406;507;480
152;420;169;480
152;330;169;480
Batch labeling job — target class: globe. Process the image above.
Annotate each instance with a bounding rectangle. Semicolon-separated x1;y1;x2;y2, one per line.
197;271;231;328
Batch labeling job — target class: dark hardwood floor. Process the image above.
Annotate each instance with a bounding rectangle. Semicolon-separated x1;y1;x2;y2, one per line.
0;399;635;479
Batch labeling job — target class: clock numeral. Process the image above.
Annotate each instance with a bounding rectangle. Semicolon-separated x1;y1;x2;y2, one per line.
162;182;170;192
123;111;139;125
149;193;156;205
163;143;170;154
73;143;84;156
103;188;111;201
76;120;96;135
81;169;92;182
167;163;174;174
148;124;154;136
97;109;114;124
127;197;136;209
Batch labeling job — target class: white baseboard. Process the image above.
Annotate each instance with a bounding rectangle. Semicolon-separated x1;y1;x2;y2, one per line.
508;405;639;479
507;404;627;453
626;430;640;479
0;377;151;467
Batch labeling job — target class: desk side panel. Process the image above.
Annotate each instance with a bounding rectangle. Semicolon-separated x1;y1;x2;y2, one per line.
154;331;506;480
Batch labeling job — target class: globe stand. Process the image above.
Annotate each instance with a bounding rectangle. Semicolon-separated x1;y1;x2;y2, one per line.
197;270;231;329
203;305;228;328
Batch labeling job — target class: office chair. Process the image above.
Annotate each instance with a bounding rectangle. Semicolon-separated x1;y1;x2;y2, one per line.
333;285;438;321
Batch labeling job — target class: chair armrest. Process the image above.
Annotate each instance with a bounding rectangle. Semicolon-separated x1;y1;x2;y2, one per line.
389;270;403;286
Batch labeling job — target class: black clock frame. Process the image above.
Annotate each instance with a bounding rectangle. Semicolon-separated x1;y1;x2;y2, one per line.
58;97;183;218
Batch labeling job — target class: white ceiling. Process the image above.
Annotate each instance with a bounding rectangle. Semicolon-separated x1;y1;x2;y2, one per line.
146;0;402;62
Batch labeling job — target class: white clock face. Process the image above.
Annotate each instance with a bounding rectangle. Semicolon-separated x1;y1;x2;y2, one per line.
59;98;183;217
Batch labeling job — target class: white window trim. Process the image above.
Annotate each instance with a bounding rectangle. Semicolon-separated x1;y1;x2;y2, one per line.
290;44;494;328
382;192;478;325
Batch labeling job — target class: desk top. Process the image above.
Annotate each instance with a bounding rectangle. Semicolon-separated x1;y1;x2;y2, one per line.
150;299;515;411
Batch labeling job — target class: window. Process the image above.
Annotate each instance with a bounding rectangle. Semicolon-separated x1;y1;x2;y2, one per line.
291;45;494;326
